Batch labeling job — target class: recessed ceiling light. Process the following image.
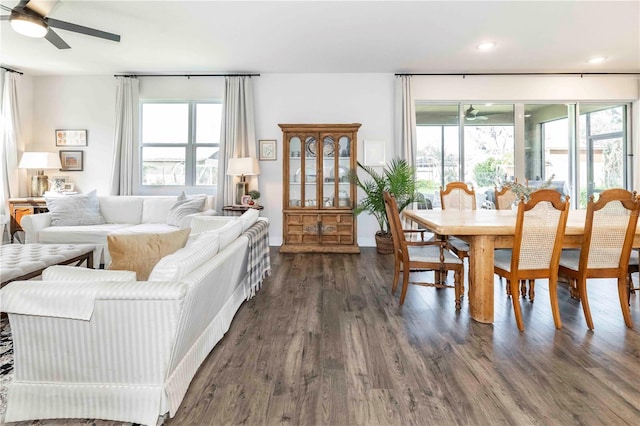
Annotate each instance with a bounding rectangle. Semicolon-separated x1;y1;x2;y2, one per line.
587;56;606;64
477;42;496;51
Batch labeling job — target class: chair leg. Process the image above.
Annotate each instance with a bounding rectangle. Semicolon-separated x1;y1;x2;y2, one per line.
618;277;634;328
392;257;401;294
506;279;512;296
578;277;594;330
569;278;580;300
399;262;411;305
454;269;462;310
528;280;535;302
520;280;527;298
548;277;562;329
509;279;525;331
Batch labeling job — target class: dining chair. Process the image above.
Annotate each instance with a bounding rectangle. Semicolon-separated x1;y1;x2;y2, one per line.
558;188;640;330
494;189;570;331
383;191;464;308
439;181;475;290
494;185;518;210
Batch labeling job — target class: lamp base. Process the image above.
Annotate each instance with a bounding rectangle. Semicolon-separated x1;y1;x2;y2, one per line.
235;181;248;205
31;174;49;197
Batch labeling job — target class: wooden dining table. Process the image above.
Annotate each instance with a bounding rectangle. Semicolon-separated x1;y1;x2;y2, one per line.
402;208;640;324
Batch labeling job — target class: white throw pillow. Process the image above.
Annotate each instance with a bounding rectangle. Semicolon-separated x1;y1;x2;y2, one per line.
43;265;137;281
167;192;207;227
45;189;106;226
240;208;260;232
148;231;220;281
218;220;244;250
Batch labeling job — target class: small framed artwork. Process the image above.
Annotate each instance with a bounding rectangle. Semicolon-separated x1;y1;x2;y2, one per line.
56;129;87;147
241;195;252;205
63;182;75;192
59;150;84;171
50;176;69;192
259;139;277;161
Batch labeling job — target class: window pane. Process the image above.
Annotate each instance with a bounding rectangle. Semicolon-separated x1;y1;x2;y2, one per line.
463;104;514;201
142;103;189;144
196;103;222;144
141;147;185;185
195;147;218;186
525;104;573;199
415;104;460;204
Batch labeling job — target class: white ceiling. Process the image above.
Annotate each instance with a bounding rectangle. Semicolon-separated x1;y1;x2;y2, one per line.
1;0;639;76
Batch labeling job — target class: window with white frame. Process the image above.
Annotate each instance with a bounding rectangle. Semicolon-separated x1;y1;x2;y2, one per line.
140;101;222;188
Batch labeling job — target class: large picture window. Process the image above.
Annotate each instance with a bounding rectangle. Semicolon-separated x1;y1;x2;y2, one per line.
416;102;630;209
140;101;222;188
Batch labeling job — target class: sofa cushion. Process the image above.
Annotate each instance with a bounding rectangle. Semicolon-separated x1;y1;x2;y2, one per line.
43;265;137;281
167;193;207;227
111;223;180;235
142;197;181;224
99;196;145;224
39;223;133;244
148;231;220;281
107;228;191;280
190;216;237;235
239;208;260;232
45;190;105;226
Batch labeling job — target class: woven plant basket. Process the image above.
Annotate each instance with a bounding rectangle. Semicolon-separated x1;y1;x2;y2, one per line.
375;231;394;255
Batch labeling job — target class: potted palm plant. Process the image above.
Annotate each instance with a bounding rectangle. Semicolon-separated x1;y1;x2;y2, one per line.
353;158;417;254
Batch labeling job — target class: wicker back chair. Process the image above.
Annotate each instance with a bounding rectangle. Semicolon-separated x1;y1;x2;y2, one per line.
558;188;640;330
494;189;570;331
495;186;518;210
440;181;476;210
383;191;464;308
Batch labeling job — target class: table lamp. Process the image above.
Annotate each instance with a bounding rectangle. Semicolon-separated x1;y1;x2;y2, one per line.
227;157;260;205
18;152;62;196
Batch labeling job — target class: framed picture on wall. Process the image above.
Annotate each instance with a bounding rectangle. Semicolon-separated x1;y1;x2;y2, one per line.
56;129;87;147
259;139;277;161
59;150;84;171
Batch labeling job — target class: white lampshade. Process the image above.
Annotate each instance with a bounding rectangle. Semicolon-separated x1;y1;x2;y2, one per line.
19;152;62;170
227;157;261;176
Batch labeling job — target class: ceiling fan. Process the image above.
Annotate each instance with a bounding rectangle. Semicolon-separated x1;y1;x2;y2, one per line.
0;0;120;49
464;105;489;121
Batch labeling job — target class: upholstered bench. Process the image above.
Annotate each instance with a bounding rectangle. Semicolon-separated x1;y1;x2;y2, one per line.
0;243;95;287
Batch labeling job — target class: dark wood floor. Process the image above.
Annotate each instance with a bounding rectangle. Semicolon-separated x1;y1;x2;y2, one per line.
9;247;640;425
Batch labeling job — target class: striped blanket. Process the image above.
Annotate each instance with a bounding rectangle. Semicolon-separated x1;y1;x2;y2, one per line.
242;218;271;299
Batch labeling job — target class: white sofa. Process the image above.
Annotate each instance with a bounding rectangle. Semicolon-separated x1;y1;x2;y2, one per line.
0;210;270;425
20;194;216;266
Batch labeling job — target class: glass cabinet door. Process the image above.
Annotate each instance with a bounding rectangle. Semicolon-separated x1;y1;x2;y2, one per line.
288;136;302;207
337;135;352;208
303;135;317;208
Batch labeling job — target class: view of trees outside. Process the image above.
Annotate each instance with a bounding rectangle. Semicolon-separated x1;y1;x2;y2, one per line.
141;102;221;187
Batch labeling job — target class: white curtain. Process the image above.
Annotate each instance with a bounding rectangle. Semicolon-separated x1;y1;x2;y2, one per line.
1;70;21;242
110;76;139;195
216;76;258;211
395;75;417;167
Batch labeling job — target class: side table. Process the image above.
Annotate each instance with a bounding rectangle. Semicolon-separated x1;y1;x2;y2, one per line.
8;197;48;243
222;205;264;217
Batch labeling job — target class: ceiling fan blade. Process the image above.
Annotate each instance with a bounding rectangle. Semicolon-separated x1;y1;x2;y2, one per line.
15;1;31;11
46;17;120;42
45;27;70;49
0;5;13;12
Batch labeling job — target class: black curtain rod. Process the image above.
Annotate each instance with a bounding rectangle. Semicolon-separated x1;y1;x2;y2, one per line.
396;72;640;77
1;66;23;75
114;73;260;78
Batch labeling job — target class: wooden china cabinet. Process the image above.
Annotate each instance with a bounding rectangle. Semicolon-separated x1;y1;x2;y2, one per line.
279;123;360;253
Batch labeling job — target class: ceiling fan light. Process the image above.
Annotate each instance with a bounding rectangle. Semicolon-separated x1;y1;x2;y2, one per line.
10;13;48;38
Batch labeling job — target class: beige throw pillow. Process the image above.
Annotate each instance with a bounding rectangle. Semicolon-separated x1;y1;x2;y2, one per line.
107;228;191;280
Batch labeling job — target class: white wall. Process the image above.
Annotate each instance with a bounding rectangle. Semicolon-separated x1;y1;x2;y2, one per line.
28;76;116;195
19;73;639;247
